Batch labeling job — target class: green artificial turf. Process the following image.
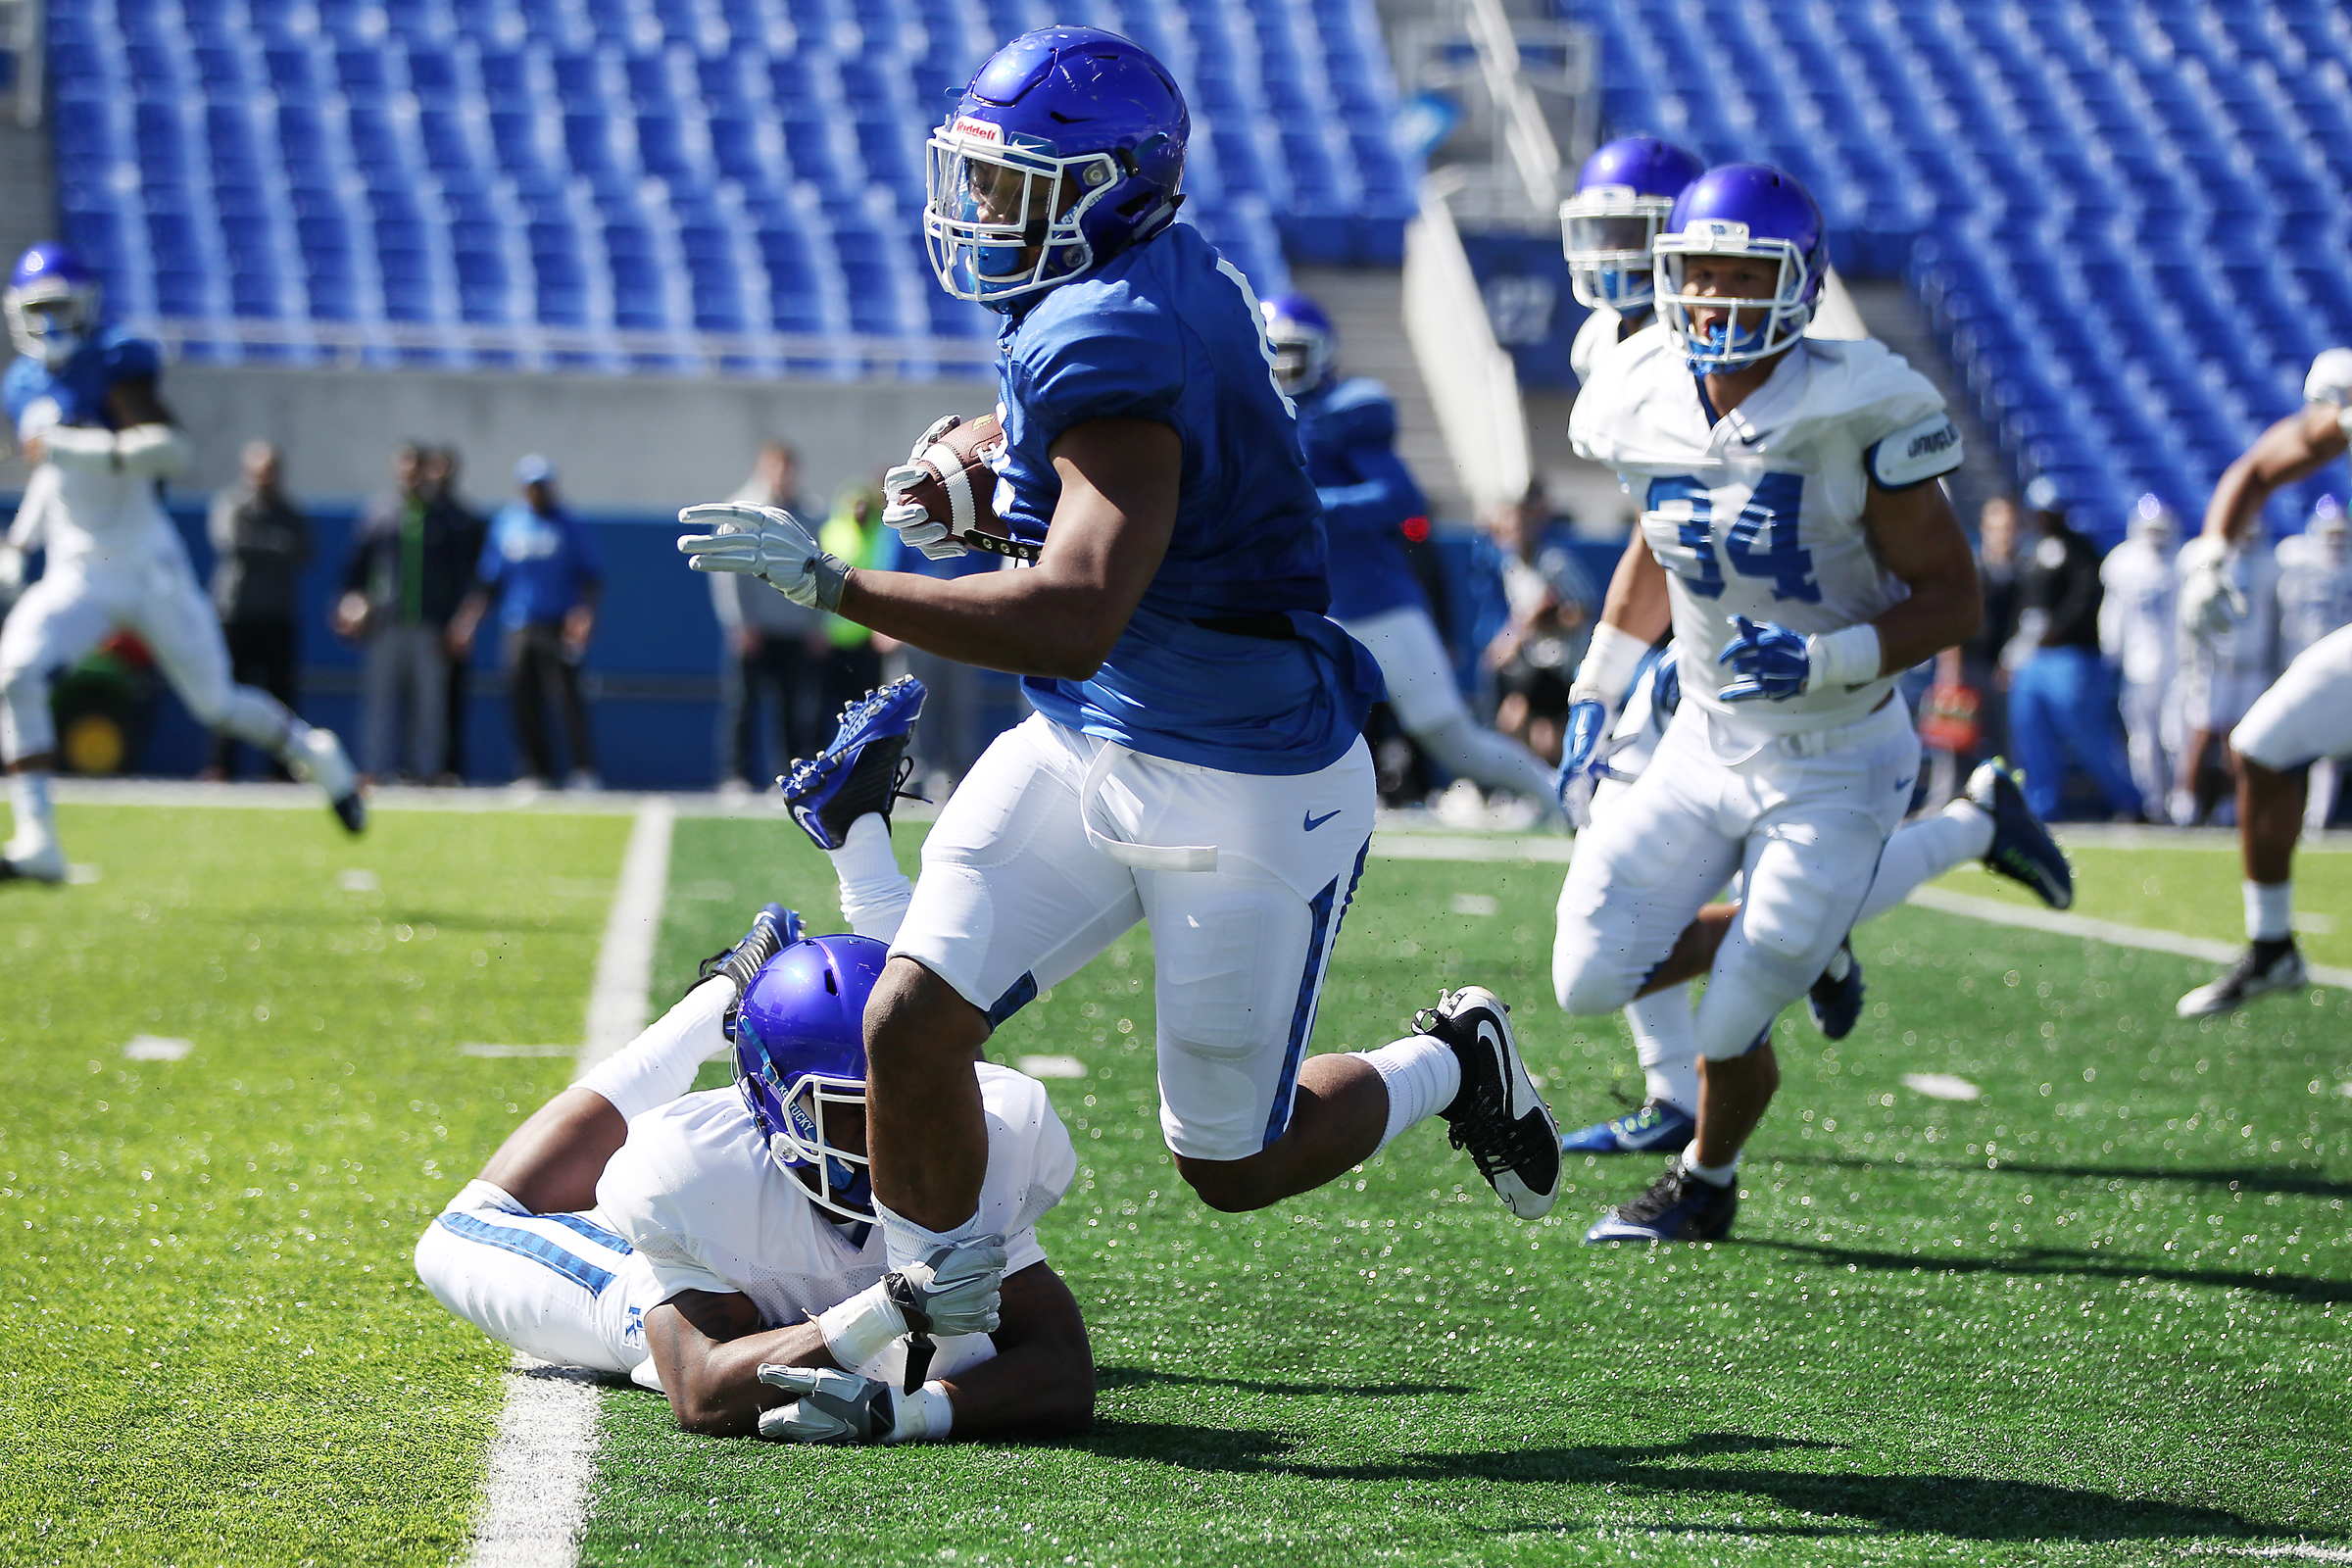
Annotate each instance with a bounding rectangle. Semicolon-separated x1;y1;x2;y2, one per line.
0;802;628;1568
580;823;2352;1567
1937;838;2352;971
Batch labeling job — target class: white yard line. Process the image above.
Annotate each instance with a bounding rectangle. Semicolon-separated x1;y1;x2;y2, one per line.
1905;885;2352;990
467;797;673;1568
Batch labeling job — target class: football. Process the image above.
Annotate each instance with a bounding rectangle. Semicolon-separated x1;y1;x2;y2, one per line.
895;413;1036;561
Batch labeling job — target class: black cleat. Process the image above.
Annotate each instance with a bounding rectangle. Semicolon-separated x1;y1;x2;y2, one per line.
1806;935;1865;1040
779;677;927;850
1419;987;1560;1219
1967;758;2071;909
1585;1160;1739;1243
2176;937;2306;1018
695;903;804;998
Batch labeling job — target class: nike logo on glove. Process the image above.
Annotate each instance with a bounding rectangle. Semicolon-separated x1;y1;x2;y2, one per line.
1302;809;1342;831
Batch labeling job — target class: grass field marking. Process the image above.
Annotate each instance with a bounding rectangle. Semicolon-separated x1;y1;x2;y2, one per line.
1898;1071;1980;1101
121;1033;193;1061
1907;883;2352;988
467;796;674;1568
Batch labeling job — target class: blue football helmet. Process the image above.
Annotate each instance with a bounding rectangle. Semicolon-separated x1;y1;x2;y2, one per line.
1258;292;1335;397
1559;137;1705;312
1652;164;1827;373
923;25;1188;309
7;242;102;367
733;933;890;1220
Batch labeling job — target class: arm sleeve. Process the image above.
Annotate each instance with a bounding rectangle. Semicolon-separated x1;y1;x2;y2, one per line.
114;423;193;478
38;425;122;472
1317;445;1426;543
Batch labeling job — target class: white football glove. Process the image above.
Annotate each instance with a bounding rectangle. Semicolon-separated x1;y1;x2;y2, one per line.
886;1235;1007;1338
675;502;847;611
2179;552;2246;641
757;1365;902;1445
2304;346;2352;409
882;415;972;562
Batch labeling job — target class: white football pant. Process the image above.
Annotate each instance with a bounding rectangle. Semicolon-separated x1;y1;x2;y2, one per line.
2233;622;2352;774
414;1180;658;1374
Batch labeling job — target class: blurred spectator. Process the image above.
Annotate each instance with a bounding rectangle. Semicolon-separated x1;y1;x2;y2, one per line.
450;456;603;789
423;447;487;782
335;442;478;782
204;439;310;780
2099;493;2180;824
2275;496;2352;831
711;442;826;794
1922;495;2022;802
2005;477;2142;820
816;481;889;721
2173;504;2278;826
1483;484;1597;766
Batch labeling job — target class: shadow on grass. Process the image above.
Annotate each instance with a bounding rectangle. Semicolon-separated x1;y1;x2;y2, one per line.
1770;1153;2352;1200
1751;1237;2349;1305
1074;1426;2292;1544
1098;1365;1472;1399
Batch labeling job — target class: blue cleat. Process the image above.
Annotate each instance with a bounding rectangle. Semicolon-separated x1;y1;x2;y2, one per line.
780;677;927;850
1967;758;2073;909
1560;1098;1696;1154
1585;1159;1739;1244
1806;936;1865;1040
695;903;803;997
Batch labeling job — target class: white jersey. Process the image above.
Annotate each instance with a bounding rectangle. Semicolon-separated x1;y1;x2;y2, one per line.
596;1063;1075;1330
1570;325;1959;736
2099;534;2179;687
12;397;182;578
2177;534;2279;678
2275;531;2352;659
1570;307;1633;386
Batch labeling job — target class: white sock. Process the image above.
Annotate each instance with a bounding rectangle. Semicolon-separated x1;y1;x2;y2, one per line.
1851;800;1994;926
1681;1147;1740;1188
2245;880;2293;943
829;813;912;943
1625;985;1699;1111
873;1195;991;1273
9;768;55;847
1351;1033;1463;1152
573;976;735;1121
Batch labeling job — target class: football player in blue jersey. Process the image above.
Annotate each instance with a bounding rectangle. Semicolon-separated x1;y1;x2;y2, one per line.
1;244;362;880
679;26;1560;1320
1258;292;1562;816
1559;136;1707;384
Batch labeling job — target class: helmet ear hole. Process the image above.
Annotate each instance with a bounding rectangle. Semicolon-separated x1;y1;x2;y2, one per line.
823;970;839;995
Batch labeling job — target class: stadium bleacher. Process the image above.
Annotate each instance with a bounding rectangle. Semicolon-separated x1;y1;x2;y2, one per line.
1559;0;2352;539
48;0;1416;376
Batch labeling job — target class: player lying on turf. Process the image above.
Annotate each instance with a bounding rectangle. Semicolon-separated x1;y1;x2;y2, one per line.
1555;645;2074;1154
2172;347;2352;1016
413;903;1090;1445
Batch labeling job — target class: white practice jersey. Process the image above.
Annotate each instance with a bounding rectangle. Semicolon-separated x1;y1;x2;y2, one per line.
12;398;182;578
2099;535;2179;687
2275;532;2352;659
1570;325;1961;735
1570;307;1632;386
596;1063;1076;1329
2177;535;2279;678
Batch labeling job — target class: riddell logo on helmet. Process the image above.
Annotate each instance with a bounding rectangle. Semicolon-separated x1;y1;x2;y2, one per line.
955;118;1002;142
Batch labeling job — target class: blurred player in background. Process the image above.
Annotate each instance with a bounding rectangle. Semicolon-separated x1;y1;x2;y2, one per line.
1560;136;1706;384
2100;493;2181;822
2273;495;2352;833
2176;350;2352;1016
2174;475;2278;827
1555;165;1983;1240
0;242;362;882
1259;291;1562;815
679;27;1561;1332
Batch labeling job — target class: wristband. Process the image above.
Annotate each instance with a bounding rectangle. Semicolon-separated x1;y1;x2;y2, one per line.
1573;622;1650;709
812;1279;906;1371
885;1382;954;1444
1802;623;1883;694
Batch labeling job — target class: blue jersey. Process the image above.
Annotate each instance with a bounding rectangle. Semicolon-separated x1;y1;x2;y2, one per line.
991;222;1381;775
1295;377;1429;621
479;502;605;628
4;326;160;434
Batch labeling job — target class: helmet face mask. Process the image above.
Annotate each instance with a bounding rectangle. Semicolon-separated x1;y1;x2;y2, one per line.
923;26;1188;310
1258;293;1334;397
1653;166;1827;375
7;243;101;368
746;1065;872;1221
1561;187;1677;311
